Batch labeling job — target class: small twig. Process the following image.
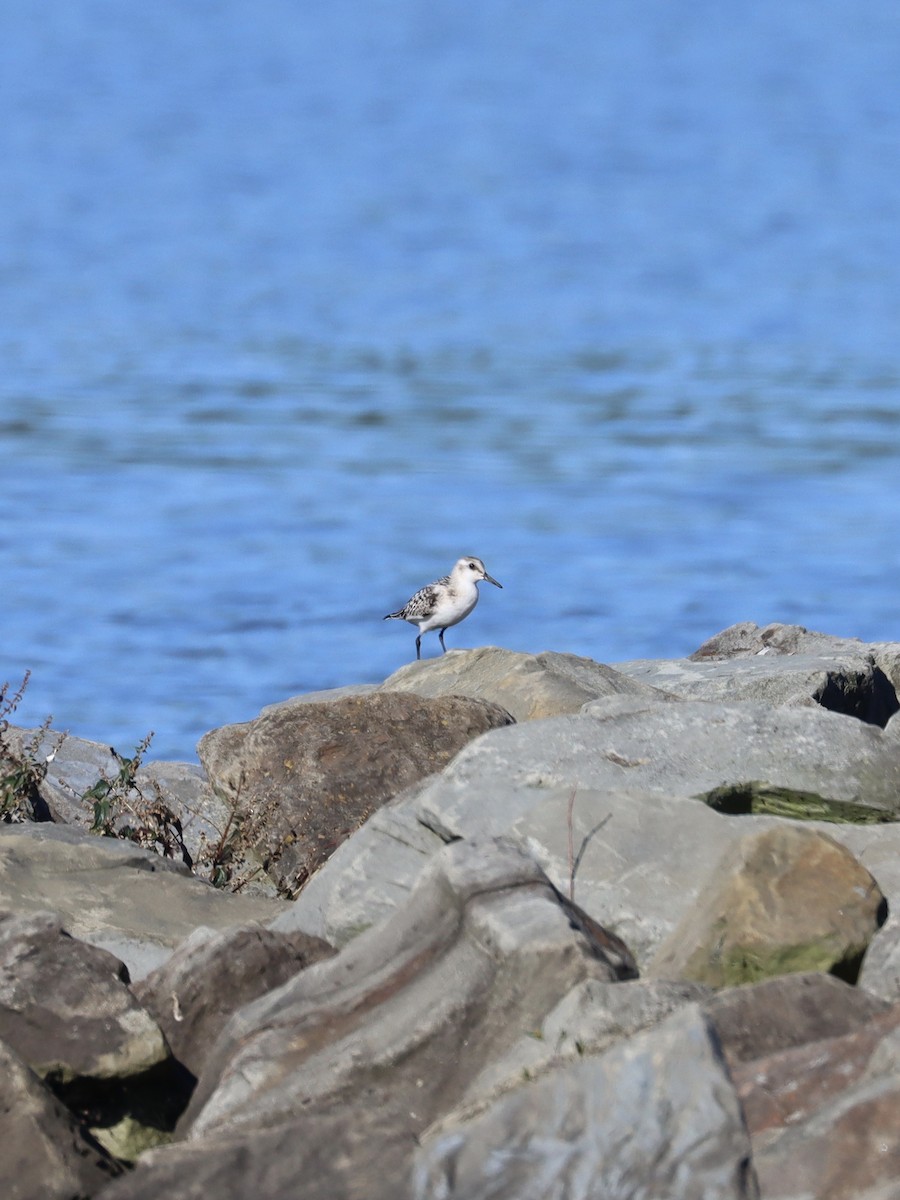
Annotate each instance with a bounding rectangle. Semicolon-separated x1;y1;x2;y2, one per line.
566;782;612;903
566;785;577;901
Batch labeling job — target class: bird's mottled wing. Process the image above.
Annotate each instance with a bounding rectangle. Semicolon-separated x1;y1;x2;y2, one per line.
402;581;443;619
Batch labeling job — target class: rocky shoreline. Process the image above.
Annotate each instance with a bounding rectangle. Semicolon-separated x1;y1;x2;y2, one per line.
4;621;900;1198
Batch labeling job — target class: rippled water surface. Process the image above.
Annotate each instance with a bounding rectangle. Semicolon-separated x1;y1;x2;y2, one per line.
3;1;900;759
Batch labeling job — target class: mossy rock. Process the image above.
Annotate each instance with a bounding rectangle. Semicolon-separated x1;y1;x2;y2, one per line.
697;780;899;825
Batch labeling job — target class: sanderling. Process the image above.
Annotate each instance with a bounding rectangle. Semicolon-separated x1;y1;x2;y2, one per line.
383;556;503;660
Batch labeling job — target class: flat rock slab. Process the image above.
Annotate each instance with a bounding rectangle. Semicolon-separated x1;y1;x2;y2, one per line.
613;653;898;726
380;646;670;721
0;823;290;979
198;690;515;894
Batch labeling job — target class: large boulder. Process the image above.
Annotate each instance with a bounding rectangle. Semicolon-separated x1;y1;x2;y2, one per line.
380;646;670;721
648;826;886;986
691;621;900;709
0;911;167;1084
276;698;900;961
100;838;637;1200
198;691;515;894
702;972;891;1068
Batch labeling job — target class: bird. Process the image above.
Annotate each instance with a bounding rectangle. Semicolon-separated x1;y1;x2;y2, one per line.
383;556;503;660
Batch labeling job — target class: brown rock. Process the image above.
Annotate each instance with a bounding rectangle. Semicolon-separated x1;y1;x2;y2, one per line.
0;911;167;1085
704;972;890;1068
754;1081;900;1199
134;923;336;1079
198;691;515;893
648;825;886;987
731;1000;900;1138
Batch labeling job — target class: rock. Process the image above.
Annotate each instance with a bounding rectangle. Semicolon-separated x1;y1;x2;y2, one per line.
185;837;635;1137
648;826;886;986
455;976;710;1110
105;839;637;1199
858;918;900;1002
277;698;900;959
198;691;515;894
133;923;336;1079
690;621;876;660
690;621;900;724
703;972;890;1067
731;1000;900;1140
380;646;670;721
0;911;167;1084
413;1004;758;1200
0;1039;123;1199
740;1007;900;1199
614;653;898;726
0;910;189;1159
0;822;289;979
3;726;220;843
752;1074;900;1200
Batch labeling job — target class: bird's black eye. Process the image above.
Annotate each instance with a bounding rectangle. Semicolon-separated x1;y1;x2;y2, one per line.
468;562;477;569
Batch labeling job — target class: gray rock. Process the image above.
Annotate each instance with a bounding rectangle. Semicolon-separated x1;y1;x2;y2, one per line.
198;690;515;894
100;838;638;1200
380;646;670;721
278;699;900;961
413;1004;758;1200
0;822;290;979
614;653;898;726
4;725;217;836
134;923;336;1079
690;621;877;660
185;837;634;1139
858;918;900;1003
0;1038;123;1199
456;976;710;1110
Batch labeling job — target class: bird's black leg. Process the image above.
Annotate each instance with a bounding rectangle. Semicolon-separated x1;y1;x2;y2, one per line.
416;633;422;660
439;628;447;653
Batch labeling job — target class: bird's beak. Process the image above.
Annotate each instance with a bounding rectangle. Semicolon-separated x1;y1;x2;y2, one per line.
484;572;502;588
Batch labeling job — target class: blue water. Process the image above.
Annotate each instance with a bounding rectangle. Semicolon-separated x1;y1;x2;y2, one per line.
3;0;900;761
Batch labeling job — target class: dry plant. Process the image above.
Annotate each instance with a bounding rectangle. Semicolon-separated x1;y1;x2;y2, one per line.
1;673;297;896
0;671;68;821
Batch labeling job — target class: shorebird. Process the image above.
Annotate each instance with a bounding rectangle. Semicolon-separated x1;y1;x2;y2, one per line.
383;556;503;660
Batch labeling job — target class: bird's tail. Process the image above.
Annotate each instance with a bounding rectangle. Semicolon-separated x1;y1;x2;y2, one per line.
383;610;404;621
